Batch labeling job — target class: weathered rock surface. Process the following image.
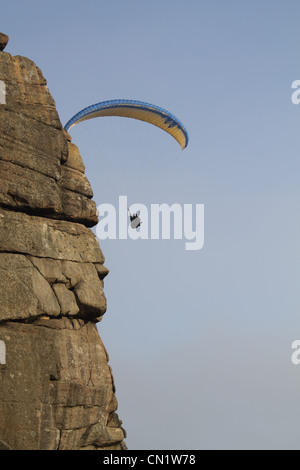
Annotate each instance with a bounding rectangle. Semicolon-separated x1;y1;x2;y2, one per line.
0;321;126;450
0;37;126;450
0;207;104;263
0;33;8;51
0;52;98;226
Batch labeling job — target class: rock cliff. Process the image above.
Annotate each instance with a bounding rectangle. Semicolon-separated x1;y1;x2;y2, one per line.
0;35;126;450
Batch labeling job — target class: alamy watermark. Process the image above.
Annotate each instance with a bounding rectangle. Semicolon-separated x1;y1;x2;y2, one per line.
96;196;204;251
291;340;300;365
0;80;6;105
291;84;300;364
0;341;6;365
291;80;300;104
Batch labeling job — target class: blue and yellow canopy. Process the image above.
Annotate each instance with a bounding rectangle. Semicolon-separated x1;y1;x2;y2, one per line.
64;99;189;150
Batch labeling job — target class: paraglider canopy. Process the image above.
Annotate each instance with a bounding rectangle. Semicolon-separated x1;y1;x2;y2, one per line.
64;99;189;150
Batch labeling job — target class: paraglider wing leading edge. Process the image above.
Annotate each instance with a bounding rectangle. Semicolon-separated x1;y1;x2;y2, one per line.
64;99;189;150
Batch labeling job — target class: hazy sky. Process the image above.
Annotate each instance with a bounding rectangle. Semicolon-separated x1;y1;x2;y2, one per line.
2;0;300;449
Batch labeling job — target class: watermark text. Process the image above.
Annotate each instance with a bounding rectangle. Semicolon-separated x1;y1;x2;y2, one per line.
0;80;6;105
0;341;6;365
96;196;204;251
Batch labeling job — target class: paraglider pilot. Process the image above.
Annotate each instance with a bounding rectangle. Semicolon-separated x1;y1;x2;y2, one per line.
128;210;142;229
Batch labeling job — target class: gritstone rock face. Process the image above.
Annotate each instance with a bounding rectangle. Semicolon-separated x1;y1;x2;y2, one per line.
0;35;126;450
0;33;9;52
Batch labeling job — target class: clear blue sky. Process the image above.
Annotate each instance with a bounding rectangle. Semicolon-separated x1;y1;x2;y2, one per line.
2;0;300;449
